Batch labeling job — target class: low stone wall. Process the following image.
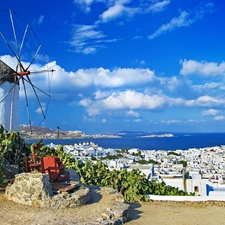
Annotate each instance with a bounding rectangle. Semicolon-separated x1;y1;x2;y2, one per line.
5;172;90;208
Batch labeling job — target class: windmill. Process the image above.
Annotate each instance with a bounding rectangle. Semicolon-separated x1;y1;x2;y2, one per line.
0;9;54;132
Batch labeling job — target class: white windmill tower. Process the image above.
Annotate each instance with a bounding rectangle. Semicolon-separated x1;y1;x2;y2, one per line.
0;9;54;132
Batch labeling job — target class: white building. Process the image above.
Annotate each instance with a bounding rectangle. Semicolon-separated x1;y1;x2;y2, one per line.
0;60;20;131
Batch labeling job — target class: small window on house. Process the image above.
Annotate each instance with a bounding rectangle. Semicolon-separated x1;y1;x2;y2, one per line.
194;186;199;192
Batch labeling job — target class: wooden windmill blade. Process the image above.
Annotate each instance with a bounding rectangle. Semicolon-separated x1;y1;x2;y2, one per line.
0;9;54;133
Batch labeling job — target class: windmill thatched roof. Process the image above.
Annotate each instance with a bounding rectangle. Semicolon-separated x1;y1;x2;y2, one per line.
0;60;18;84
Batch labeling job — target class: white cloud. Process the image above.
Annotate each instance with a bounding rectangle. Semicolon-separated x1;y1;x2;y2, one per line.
79;90;168;116
35;108;42;114
36;105;46;114
71;0;171;54
185;95;225;107
148;11;193;39
102;118;107;123
214;116;225;121
126;110;139;117
0;55;55;98
100;3;139;22
160;119;203;124
4;54;225;123
70;67;156;88
37;15;44;25
140;60;146;65
69;24;117;54
79;98;92;107
148;0;170;12
193;82;220;93
100;4;125;22
148;3;215;39
74;0;105;13
103;90;166;110
187;119;200;123
94;90;110;99
202;109;218;116
160;119;182;124
180;59;225;76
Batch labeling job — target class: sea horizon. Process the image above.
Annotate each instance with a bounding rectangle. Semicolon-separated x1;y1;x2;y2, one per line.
25;132;225;151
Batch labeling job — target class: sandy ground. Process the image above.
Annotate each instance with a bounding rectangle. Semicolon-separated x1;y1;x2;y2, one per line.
1;187;225;225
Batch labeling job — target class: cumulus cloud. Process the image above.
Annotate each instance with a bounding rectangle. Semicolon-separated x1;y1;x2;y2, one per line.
180;59;225;76
102;118;107;123
202;109;218;116
0;55;55;98
94;90;110;100
103;90;167;110
214;116;225;121
79;90;168;116
185;95;225;107
3;54;225;125
69;67;157;88
100;3;139;22
36;104;46;114
126;110;139;117
193;82;221;93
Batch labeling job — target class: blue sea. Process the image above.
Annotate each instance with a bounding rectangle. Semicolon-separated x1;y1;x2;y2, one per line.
26;132;225;151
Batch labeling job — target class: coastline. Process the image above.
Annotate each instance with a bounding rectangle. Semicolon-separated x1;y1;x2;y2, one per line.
25;132;225;151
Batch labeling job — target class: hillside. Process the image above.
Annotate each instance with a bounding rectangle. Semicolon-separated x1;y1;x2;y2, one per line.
19;125;119;140
20;125;84;140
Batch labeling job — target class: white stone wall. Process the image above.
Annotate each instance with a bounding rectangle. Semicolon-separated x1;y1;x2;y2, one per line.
0;82;20;131
148;195;225;201
162;177;208;196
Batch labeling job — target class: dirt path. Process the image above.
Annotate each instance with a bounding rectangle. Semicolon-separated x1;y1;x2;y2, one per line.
1;188;225;225
127;201;225;225
0;186;117;225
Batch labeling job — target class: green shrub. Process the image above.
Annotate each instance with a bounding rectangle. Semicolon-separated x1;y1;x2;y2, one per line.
25;141;194;202
0;126;29;172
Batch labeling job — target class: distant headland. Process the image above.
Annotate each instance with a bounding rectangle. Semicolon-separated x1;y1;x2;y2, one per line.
20;125;121;140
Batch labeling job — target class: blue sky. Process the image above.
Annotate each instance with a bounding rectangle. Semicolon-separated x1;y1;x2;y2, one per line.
1;0;225;133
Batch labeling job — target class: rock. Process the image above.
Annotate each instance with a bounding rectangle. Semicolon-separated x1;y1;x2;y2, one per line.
102;187;118;195
101;213;112;220
109;202;129;219
5;172;90;208
113;193;124;203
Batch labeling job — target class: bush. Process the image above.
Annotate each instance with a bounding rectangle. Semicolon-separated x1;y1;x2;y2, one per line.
23;141;194;202
0;126;29;172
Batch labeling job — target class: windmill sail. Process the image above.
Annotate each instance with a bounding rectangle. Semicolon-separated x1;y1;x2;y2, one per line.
0;10;54;132
0;60;20;131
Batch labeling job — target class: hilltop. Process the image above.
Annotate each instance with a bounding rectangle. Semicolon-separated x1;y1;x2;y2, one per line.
19;125;120;140
0;188;224;224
